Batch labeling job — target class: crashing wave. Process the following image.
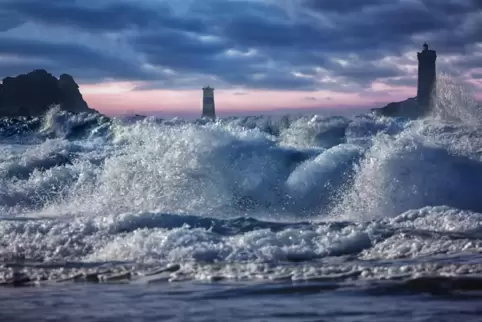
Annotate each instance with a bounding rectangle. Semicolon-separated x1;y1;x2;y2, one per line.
1;74;482;286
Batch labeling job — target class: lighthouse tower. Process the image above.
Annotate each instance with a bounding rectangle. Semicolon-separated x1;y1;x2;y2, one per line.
202;86;216;119
417;42;437;111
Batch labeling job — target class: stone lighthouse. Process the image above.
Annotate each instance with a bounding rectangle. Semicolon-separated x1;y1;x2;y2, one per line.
202;86;216;119
417;42;437;111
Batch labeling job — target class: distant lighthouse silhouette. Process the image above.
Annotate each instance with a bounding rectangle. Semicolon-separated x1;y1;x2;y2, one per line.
202;86;216;119
417;42;437;112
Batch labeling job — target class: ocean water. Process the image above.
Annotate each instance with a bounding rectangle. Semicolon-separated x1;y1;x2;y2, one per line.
1;79;482;321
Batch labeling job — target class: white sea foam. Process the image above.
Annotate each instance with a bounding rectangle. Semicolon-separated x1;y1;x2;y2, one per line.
1;75;482;284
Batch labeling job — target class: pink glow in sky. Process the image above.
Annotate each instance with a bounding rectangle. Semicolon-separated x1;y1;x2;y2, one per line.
80;81;416;117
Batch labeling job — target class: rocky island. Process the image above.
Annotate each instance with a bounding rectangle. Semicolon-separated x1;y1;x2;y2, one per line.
0;69;97;117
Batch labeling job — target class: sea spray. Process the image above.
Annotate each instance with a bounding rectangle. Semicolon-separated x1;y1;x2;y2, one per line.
1;79;482;284
429;72;482;124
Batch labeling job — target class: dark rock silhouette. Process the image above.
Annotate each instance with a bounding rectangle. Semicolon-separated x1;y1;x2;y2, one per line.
0;69;96;117
372;97;422;118
373;44;437;118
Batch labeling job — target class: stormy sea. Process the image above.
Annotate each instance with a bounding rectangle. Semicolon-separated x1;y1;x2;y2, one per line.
1;79;482;321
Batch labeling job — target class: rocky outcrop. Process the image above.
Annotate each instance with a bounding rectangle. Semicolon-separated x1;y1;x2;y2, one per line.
372;97;426;119
0;69;96;117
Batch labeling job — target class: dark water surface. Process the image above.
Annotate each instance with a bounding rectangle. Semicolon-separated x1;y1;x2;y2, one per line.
2;280;482;322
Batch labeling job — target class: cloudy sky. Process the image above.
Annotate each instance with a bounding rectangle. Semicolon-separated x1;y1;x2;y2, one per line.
0;0;481;117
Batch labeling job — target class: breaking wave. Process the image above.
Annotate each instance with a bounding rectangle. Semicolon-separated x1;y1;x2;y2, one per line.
1;77;482;286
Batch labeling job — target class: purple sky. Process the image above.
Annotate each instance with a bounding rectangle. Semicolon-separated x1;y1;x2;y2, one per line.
0;0;481;117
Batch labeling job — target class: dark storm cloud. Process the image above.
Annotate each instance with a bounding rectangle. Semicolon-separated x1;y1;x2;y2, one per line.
335;62;403;81
133;30;229;68
1;0;206;33
0;37;157;81
454;54;482;69
0;0;480;92
381;76;418;87
419;0;482;15
0;13;23;31
222;15;322;49
303;0;390;13
0;60;57;77
471;72;482;79
226;70;319;90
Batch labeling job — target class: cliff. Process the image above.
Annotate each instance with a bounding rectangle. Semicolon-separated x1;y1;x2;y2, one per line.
0;69;96;117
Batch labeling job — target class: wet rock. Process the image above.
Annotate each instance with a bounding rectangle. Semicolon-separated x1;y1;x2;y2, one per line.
1;271;32;287
372;97;423;119
144;264;181;276
101;271;132;283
